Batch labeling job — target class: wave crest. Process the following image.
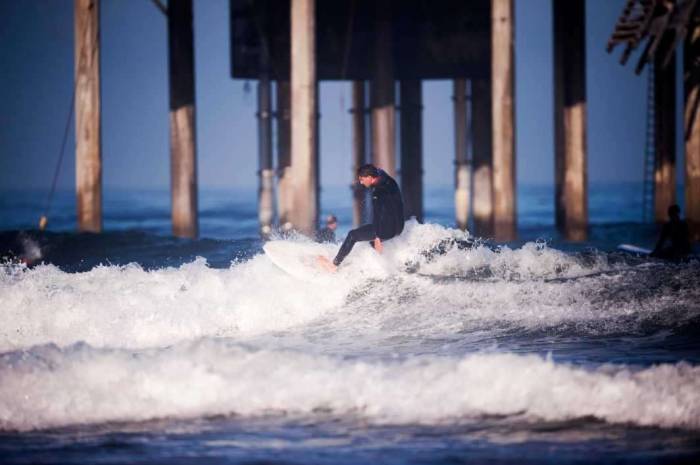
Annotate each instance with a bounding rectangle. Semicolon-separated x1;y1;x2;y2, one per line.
1;341;698;432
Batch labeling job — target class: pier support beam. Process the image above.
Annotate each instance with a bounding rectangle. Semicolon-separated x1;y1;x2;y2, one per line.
454;79;470;230
472;78;493;237
276;81;293;231
351;81;367;227
168;0;198;238
370;0;396;177
75;0;102;233
491;0;516;241
685;16;700;241
553;0;587;241
290;0;318;235
654;56;676;222
257;77;274;237
400;79;423;222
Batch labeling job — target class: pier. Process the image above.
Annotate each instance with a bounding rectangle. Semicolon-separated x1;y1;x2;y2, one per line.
68;0;700;241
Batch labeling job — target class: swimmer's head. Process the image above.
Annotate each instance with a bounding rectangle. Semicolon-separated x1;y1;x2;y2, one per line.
668;204;681;220
326;215;337;230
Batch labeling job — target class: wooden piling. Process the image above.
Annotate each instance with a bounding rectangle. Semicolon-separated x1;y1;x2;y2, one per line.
276;81;293;231
553;0;587;241
290;0;318;236
454;79;470;230
491;0;516;241
371;0;396;177
654;56;676;222
168;0;198;238
400;79;423;222
686;18;700;241
472;78;493;237
351;81;367;227
257;77;274;237
75;0;102;233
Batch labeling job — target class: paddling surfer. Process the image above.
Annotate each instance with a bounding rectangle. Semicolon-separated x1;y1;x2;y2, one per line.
316;214;338;243
318;164;404;271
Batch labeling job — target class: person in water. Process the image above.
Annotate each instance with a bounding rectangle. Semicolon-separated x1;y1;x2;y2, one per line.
318;164;404;271
316;214;338;243
651;204;691;260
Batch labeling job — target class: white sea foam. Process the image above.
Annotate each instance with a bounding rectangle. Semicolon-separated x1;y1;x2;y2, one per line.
1;341;698;432
1;222;698;352
0;256;350;352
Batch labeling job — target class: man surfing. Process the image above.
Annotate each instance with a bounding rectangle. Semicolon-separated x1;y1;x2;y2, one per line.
318;164;404;272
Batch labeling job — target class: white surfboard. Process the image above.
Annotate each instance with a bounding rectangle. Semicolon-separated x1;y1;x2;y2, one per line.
617;243;652;255
263;240;337;281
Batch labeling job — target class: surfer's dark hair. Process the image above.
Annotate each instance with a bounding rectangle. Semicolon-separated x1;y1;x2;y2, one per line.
668;204;681;216
357;164;379;178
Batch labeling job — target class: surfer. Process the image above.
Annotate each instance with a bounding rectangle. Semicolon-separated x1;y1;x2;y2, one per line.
316;215;338;243
651;204;691;260
318;164;404;271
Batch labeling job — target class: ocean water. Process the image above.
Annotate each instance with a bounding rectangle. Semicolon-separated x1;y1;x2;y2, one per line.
1;184;699;464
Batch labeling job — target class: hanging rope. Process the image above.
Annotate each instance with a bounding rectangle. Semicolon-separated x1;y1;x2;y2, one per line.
150;0;167;16
39;86;76;231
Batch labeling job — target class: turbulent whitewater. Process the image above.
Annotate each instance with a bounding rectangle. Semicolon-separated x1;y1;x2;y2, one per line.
1;222;699;435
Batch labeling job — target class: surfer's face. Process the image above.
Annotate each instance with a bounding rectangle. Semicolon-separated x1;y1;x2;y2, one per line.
358;176;376;188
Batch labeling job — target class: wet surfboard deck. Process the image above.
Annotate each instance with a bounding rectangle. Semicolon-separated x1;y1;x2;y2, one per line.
263;240;337;281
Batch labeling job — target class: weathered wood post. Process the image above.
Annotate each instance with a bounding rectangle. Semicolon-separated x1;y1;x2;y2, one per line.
276;81;293;231
167;0;198;238
351;81;367;227
371;0;396;177
400;79;423;222
491;0;516;241
75;0;102;233
454;79;470;230
472;78;493;237
257;77;274;237
654;56;676;222
553;0;588;241
685;15;700;241
290;0;318;236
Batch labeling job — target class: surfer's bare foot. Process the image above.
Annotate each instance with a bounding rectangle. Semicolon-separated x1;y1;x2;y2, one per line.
317;255;337;272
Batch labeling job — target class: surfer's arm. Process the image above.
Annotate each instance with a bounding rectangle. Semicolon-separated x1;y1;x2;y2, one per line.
371;191;382;237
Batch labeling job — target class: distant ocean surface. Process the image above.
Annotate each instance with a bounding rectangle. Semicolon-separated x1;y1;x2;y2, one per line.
1;183;699;464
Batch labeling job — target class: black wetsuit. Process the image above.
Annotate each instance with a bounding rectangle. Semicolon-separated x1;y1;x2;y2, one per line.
316;227;336;243
333;171;404;266
652;219;691;260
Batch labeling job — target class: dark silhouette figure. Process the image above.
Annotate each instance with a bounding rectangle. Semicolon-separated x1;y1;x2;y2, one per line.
316;215;337;243
651;204;691;260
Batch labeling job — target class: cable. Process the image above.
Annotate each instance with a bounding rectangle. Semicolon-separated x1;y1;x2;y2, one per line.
39;86;75;230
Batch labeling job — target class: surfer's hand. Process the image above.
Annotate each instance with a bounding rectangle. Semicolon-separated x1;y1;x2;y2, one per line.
374;237;383;254
317;255;337;272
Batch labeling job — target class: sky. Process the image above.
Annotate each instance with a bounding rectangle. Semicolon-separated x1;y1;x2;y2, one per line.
0;0;685;191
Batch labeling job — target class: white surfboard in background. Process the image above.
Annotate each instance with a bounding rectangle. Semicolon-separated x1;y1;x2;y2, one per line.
617;244;652;255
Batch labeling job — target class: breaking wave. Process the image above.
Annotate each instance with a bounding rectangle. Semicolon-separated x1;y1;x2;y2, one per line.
1;341;698;432
1;222;699;433
1;222;698;352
